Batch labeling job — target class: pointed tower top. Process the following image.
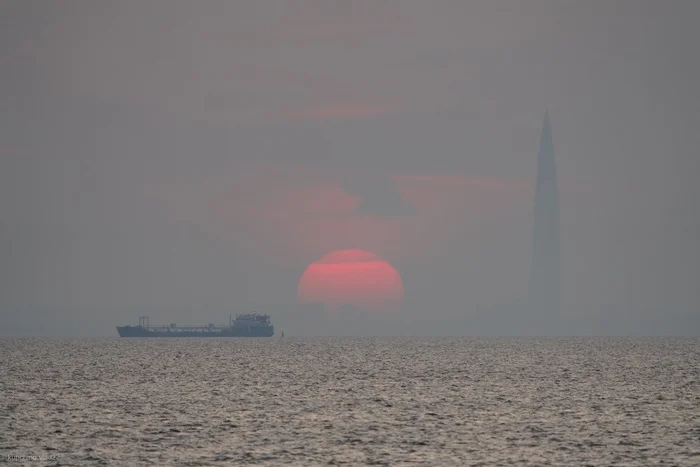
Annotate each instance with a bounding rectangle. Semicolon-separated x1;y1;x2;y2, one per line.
539;110;554;161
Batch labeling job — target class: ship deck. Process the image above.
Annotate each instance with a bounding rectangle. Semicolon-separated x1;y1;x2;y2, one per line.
134;325;231;332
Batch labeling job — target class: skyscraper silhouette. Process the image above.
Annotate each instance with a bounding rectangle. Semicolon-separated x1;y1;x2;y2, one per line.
529;111;561;318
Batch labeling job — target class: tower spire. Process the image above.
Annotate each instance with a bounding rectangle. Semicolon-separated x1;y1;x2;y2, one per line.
529;111;561;318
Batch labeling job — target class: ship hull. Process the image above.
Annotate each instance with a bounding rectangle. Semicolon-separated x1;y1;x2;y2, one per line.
116;326;274;338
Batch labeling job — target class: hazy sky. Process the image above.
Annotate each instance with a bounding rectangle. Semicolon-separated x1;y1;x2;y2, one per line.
2;1;699;335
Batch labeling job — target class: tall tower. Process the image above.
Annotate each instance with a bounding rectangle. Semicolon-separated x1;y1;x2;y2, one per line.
529;111;561;317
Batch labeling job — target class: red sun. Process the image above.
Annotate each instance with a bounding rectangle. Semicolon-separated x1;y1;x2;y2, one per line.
298;249;404;313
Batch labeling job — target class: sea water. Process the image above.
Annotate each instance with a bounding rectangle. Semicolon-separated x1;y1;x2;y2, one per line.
1;337;699;465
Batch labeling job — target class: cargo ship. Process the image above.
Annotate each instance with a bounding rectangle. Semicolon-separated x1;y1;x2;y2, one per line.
116;313;274;337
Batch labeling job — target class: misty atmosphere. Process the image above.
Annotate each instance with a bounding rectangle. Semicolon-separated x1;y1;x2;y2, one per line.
2;1;699;337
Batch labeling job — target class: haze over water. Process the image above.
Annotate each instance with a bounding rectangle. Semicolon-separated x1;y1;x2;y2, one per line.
3;1;700;337
2;337;699;465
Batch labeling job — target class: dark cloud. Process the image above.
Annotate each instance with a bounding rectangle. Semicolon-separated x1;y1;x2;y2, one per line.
343;171;415;217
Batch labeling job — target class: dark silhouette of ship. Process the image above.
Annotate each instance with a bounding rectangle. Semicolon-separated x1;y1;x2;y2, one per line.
116;313;274;338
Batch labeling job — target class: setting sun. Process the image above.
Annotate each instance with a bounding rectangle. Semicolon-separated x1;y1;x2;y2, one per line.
298;249;404;313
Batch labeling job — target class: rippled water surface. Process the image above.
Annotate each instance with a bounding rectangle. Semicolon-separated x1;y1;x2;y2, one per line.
1;337;699;465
